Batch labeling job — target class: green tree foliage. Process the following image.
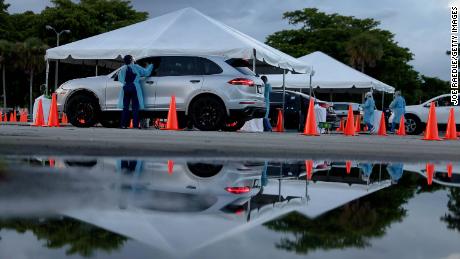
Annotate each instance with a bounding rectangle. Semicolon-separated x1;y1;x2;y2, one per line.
0;40;13;108
0;217;127;257
441;188;460;233
0;0;12;40
265;8;442;104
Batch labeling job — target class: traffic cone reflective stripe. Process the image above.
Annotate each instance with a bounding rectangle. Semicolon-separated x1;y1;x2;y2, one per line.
346;161;352;174
447;163;453;178
47;93;60;127
397;115;406;136
426;163;434;185
344;105;356;136
163;96;179;130
167;160;174;175
377;112;387;136
305;160;313;180
33;99;45;126
422;102;441;140
444;108;458;140
274;109;284;132
303;98;319;136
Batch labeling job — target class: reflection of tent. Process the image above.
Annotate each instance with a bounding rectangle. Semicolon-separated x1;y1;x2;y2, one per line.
45;7;311;74
264;51;394;94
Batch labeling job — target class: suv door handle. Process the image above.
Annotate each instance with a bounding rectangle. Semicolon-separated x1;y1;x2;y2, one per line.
190;80;201;83
146;80;154;84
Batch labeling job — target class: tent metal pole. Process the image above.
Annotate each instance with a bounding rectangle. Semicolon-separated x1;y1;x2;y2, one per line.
282;69;286;130
309;73;312;97
252;49;256;73
382;91;385;111
45;59;50;95
95;60;99;76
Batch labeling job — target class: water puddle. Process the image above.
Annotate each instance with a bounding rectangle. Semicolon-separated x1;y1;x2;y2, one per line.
0;157;459;258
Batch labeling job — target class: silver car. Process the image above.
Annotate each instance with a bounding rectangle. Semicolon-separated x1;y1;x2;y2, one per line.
55;55;266;131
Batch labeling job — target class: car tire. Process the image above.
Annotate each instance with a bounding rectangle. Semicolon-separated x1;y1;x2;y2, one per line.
190;96;226;131
66;94;99;128
405;114;423;135
187;162;223;177
221;119;246;132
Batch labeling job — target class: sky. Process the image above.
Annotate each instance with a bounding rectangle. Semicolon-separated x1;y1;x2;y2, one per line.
5;0;459;80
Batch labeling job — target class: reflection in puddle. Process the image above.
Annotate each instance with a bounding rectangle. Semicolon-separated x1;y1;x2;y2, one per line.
0;157;459;258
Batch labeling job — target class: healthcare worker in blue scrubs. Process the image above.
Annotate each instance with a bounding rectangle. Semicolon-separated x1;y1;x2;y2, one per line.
118;55;153;129
389;91;406;133
261;76;272;132
362;91;376;133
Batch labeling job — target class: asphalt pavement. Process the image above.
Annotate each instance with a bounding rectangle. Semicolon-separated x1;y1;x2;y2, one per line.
0;124;459;162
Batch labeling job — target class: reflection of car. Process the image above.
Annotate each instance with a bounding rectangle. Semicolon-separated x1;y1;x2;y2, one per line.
55;56;266;131
404;162;460;187
391;94;460;135
269;90;339;131
332;102;363;118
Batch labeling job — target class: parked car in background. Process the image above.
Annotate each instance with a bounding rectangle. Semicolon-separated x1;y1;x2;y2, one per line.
332;102;363;118
269;90;339;131
55;56;266;131
392;94;460;135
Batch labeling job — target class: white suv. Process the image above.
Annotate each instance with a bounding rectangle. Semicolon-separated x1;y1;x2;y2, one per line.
400;94;460;135
55;56;266;131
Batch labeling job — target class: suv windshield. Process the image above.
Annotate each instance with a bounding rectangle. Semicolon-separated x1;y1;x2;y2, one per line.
225;58;256;76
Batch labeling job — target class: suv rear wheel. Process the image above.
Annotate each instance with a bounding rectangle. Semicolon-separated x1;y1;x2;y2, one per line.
66;94;99;128
405;114;423;135
190;96;226;131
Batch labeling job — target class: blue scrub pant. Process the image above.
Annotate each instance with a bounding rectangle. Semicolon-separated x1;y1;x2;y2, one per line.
121;86;139;128
263;117;272;132
365;122;373;131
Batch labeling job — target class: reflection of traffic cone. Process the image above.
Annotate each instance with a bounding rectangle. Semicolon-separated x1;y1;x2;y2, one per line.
167;160;174;175
303;98;319;136
344;105;356;136
444;108;458;140
274;109;284;132
447;163;453;178
355;115;361;132
61;113;68;124
336;118;344;132
49;158;55;168
426;163;434;185
33;99;45;126
397;115;406;136
346;160;352;174
163;96;179;130
422;102;441;140
47;93;60;127
305;160;313;180
377;112;387;136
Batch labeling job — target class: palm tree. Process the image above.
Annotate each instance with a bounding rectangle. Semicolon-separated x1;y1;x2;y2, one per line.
346;32;384;73
0;40;12;109
15;38;48;114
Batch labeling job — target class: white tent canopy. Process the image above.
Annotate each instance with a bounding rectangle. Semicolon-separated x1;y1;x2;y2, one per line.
264;51;395;93
45;7;311;74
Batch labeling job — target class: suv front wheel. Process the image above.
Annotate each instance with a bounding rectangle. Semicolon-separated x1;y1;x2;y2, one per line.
190;96;226;131
66;94;99;128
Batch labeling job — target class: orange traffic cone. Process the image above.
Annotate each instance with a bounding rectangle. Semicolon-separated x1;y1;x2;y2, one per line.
422;102;441;140
346;161;352;174
273;109;284;132
33;99;45;126
20;109;28;123
303;98;319;136
355;115;361;132
3;112;7;122
0;111;3;122
426;163;434;185
377;112;387;136
444;108;458;140
336;118;344;132
397;115;406;136
344;105;356;136
129;119;133;128
47;93;60;127
305;160;313;180
163;96;179;130
61;113;68;124
9;110;17;122
447;163;453;178
167;160;174;175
